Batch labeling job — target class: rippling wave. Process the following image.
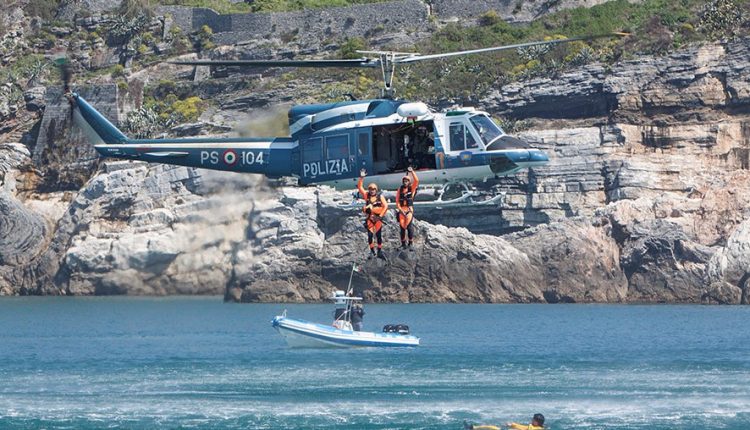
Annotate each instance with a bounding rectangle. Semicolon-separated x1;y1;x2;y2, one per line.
0;298;748;429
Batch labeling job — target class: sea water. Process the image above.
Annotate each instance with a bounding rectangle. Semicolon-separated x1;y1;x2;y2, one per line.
0;297;748;429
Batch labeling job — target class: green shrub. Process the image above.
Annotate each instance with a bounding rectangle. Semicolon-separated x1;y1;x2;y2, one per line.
123;106;161;138
193;24;215;51
479;10;501;26
339;37;367;59
111;64;126;78
169;96;206;123
107;14;149;45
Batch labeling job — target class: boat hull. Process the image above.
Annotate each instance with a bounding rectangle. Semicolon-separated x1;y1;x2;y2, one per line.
272;316;419;348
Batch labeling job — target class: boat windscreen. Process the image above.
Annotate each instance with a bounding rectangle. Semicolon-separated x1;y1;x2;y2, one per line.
469;115;504;146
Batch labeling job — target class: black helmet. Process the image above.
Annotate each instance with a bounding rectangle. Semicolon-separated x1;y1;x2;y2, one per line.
532;413;545;426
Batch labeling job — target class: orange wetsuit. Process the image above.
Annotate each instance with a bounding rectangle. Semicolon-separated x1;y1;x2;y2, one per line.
357;176;388;251
395;170;419;246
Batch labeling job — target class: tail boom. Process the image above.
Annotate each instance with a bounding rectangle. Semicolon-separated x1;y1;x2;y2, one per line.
94;139;295;176
71;94;295;177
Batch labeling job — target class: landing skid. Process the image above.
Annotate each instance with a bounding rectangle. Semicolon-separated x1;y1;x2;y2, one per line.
416;183;506;209
340;183;506;209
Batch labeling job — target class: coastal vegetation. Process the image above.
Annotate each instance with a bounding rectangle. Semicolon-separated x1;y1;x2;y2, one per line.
123;80;209;136
158;0;386;14
400;0;750;100
219;0;748;102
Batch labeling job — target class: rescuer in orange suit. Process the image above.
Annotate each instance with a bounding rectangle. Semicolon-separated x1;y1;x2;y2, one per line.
396;166;419;249
358;169;389;259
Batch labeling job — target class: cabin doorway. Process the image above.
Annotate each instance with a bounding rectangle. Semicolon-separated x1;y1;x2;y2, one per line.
371;120;436;174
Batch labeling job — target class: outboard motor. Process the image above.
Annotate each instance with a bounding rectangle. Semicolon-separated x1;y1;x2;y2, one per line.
383;324;410;335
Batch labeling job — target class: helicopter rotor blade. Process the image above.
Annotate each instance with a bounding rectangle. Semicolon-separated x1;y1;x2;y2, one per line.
395;32;629;64
166;32;627;98
169;58;379;68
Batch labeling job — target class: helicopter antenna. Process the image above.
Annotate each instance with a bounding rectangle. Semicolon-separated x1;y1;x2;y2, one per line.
170;33;628;99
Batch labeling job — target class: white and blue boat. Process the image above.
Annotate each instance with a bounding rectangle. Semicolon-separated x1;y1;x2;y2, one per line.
271;265;419;348
271;312;420;348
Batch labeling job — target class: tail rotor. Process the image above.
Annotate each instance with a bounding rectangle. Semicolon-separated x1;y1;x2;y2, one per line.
53;57;76;118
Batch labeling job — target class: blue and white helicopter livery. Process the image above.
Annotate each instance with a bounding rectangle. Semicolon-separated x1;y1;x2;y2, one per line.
66;34;623;194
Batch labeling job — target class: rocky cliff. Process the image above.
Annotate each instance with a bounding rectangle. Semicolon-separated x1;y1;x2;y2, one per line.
1;2;749;303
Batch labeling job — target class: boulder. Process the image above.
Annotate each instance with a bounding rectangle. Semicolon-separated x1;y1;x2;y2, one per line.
708;219;750;300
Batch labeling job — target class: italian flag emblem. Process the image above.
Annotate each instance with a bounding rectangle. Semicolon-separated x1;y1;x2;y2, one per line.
223;149;237;165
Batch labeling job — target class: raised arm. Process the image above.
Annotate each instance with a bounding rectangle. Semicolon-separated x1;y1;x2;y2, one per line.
409;168;419;193
357;171;367;199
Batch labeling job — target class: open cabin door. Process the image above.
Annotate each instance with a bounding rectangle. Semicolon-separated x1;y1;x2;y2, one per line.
371;120;436;175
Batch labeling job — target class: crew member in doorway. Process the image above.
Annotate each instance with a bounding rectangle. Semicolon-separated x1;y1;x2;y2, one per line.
396;166;419;249
358;169;389;259
351;304;365;331
412;126;430;169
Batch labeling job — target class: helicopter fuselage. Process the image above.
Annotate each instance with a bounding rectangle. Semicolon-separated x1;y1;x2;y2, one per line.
74;95;548;190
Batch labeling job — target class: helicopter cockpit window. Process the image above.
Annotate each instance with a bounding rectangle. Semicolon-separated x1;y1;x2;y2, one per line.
470;115;504;146
449;123;478;151
449;124;464;151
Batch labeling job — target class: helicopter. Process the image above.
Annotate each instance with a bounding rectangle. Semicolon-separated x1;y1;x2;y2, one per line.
66;34;624;199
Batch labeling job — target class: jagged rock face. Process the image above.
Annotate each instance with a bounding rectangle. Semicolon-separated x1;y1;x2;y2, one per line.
159;0;430;49
223;183;743;304
618;219;714;303
230;187;547;303
52;163;258;296
509;220;628;303
483;42;750;122
0;144;47;294
430;0;611;22
315;192;550;303
708;219;750;304
476;40;750;239
56;0;122;20
0;193;47;267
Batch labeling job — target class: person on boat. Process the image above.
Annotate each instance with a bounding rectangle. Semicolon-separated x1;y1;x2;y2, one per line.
395;166;419;249
334;306;347;322
464;413;545;430
357;169;388;259
351;304;365;331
